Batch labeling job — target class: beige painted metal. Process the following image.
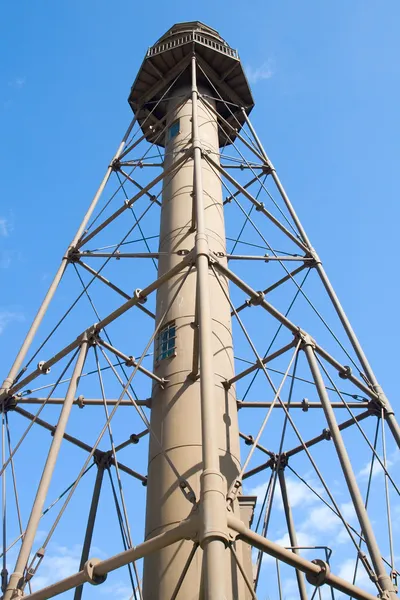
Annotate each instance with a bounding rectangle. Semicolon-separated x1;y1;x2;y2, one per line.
142;83;247;598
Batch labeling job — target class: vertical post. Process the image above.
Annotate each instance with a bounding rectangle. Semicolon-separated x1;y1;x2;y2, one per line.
242;109;400;449
73;461;105;600
191;54;228;599
0;118;135;398
278;468;308;600
302;338;396;598
4;336;89;600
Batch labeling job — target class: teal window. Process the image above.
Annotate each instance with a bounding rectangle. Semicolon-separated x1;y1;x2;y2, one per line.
168;119;180;142
156;322;176;361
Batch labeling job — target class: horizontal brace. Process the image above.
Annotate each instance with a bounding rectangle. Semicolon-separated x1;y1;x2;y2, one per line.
237;401;370;409
227;255;312;262
14;397;151;407
119;161;163;168
227;341;295;387
96;338;165;387
228;515;378;600
79;252;162;259
22;516;196;600
220;164;265;170
285;409;373;458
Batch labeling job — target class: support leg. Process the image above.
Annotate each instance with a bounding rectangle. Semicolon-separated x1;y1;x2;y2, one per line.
302;339;396;598
73;461;105;600
4;337;89;599
278;468;308;600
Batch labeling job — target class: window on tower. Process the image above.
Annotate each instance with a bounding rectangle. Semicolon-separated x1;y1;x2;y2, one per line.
155;321;176;362
168;119;180;142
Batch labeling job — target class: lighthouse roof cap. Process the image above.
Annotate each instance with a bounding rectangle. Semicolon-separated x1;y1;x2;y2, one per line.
128;21;254;147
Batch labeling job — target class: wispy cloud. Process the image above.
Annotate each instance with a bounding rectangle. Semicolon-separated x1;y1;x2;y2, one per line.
30;544;81;592
0;310;24;334
0;217;11;237
246;59;274;84
247;476;322;510
8;76;26;89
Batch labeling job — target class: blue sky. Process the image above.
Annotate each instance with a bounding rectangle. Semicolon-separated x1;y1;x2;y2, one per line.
1;1;400;599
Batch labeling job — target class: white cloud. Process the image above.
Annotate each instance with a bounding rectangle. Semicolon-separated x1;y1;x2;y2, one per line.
100;581;135;599
0;218;10;237
247;476;322;511
0;310;24;334
8;77;26;89
30;544;81;591
246;60;274;84
336;557;377;595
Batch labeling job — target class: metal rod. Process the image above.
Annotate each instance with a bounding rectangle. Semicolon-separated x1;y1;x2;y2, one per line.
227;340;296;386
226;254;311;261
73;463;105;600
233;263;308;315
79;252;161;259
229;543;257;600
239;432;274;457
285;409;372;458
228;515;378;600
97;338;165;386
4;338;89;599
21;516;196;600
77;260;131;300
170;543;198;600
278;469;308;600
0;118;136;399
15;406;145;483
14;397;150;407
303;340;396;597
237;401;370;409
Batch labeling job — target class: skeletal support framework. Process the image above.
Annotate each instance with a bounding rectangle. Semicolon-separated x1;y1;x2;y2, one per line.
0;20;399;600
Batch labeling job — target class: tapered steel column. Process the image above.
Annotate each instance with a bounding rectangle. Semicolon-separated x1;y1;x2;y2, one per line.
278;469;308;600
142;54;244;598
302;338;396;598
73;461;105;600
4;337;89;600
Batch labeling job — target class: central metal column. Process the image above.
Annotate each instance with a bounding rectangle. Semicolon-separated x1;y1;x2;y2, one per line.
142;58;244;598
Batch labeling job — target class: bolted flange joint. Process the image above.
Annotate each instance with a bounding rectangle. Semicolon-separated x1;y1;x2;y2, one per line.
195;233;210;261
305;559;330;587
296;330;316;350
200;469;229;546
83;558;107;586
372;385;394;416
0;395;18;414
307;247;322;266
